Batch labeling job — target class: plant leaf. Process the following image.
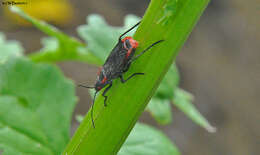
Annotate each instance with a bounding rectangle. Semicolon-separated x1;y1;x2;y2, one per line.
9;6;100;65
0;58;77;154
119;123;180;155
146;98;172;125
0;32;24;63
173;88;216;133
155;63;180;99
39;37;59;52
145;64;179;125
0;96;53;155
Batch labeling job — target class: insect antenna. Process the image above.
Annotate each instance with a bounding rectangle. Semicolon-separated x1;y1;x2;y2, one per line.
78;84;97;128
78;84;95;89
91;91;98;128
119;21;141;41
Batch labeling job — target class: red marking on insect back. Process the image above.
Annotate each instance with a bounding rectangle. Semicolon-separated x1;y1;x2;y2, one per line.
122;37;139;59
101;77;107;84
122;37;139;48
122;36;131;42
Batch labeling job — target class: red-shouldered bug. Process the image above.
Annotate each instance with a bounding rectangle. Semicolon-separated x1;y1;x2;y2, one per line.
79;21;164;128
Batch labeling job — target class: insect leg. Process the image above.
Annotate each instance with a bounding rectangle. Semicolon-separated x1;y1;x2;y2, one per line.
119;73;144;83
131;40;164;62
102;82;113;106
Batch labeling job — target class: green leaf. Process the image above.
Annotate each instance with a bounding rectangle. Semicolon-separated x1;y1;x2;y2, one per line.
77;14;141;62
119;123;180;155
0;144;20;155
64;0;210;154
146;64;179;125
9;6;100;65
0;58;77;154
155;64;180;99
0;96;53;155
146;98;172;125
0;32;24;63
173;88;216;133
39;37;59;52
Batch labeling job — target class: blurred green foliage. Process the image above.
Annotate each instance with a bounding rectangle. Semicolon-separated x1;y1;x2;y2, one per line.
0;33;24;63
0;58;77;155
119;123;180;155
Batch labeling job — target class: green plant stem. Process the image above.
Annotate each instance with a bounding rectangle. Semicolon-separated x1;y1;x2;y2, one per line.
29;48;102;65
63;0;209;154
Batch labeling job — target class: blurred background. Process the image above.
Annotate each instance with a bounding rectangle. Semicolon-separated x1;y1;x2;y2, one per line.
0;0;259;154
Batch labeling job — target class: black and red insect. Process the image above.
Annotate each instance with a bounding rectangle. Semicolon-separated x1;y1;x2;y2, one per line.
79;21;164;128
